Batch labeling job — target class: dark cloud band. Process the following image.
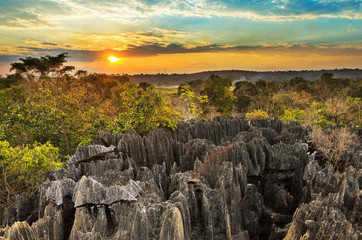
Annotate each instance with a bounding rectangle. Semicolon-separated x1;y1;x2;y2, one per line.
1;43;361;64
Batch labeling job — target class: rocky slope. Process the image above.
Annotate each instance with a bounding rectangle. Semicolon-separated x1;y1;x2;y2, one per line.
1;117;361;240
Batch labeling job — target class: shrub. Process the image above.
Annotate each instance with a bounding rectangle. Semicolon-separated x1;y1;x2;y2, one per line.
0;141;62;218
281;109;305;124
246;110;269;119
179;84;208;120
112;84;181;135
202;75;234;116
311;128;358;171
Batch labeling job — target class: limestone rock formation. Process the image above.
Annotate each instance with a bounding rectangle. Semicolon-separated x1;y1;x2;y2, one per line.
1;117;360;240
66;145;116;164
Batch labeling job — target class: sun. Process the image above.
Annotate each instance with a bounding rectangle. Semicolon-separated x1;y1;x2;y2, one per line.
108;56;120;63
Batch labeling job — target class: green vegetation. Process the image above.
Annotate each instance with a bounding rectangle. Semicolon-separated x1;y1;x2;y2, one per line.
231;75;361;128
173;73;360;128
10;52;74;77
202;75;234;116
177;74;360;173
0;140;62;216
280;109;306;124
0;54;182;219
112;84;181;135
1;54;360;157
0;53;360;221
246;110;270;120
0;54;180;157
178;84;208;120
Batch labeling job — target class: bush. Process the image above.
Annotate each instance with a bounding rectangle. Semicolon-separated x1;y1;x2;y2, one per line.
0;141;62;218
311;128;358;171
179;84;208;120
246;110;269;120
281;109;305;124
112;84;181;135
202;75;234;116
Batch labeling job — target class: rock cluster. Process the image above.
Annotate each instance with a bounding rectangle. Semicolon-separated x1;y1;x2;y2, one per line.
1;117;360;240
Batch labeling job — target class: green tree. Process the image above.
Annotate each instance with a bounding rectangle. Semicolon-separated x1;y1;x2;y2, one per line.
233;79;278;113
179;84;208;120
0;85;30;146
245;110;269;119
10;52;75;78
313;73;351;101
347;81;362;98
27;78;113;155
177;79;204;96
113;84;180;135
233;81;258;96
0;77;114;157
0;141;62;220
0;74;24;89
202;75;233;115
280;109;306;124
282;77;312;92
234;94;251;112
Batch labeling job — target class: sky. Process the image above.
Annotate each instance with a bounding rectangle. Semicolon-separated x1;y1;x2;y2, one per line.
0;0;361;75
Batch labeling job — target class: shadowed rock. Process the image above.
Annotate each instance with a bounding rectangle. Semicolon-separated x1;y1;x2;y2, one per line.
46;178;76;205
1;117;360;240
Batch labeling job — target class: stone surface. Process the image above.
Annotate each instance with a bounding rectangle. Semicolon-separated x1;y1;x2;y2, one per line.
72;176;141;207
66;145;116;164
1;117;360;240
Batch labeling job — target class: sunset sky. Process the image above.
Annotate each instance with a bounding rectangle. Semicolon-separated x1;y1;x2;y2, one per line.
0;0;361;75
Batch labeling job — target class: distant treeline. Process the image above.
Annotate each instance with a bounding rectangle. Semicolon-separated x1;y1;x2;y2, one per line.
127;69;362;86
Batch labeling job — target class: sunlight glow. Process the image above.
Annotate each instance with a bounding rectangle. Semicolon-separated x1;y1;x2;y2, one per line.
108;56;120;63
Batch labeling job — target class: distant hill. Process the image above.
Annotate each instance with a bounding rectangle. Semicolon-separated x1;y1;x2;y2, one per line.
127;69;362;87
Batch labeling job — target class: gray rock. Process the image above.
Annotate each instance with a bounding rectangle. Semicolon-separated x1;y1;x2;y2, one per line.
1;117;360;240
67;145;116;164
46;178;75;205
284;160;361;240
72;176;141;207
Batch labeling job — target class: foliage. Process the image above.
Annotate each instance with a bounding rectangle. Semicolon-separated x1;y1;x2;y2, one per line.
177;79;204;96
323;97;349;127
345;97;361;127
0;74;24;89
246;110;270;119
282;77;312;92
179;84;208;120
313;73;351;101
0;85;29;145
10;52;74;77
347;81;362;98
233;79;278;113
311;128;358;171
0;78;114;156
0;141;62;217
280;109;306;124
202;75;234;115
234;94;251;112
272;91;312;112
112;84;181;135
175;73;360;127
234;81;258;96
